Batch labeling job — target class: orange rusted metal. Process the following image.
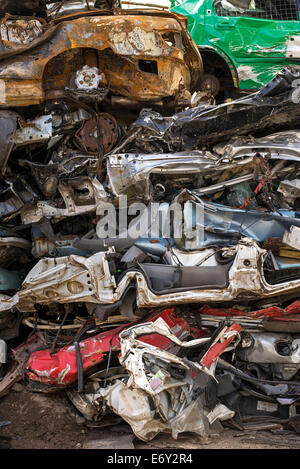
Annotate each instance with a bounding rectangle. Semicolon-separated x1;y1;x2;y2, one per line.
75;112;119;154
0;9;203;107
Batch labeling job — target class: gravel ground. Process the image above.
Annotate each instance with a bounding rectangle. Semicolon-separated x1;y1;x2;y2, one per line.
0;386;297;450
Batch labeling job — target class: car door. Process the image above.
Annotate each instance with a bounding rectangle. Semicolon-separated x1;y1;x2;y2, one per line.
204;0;300;89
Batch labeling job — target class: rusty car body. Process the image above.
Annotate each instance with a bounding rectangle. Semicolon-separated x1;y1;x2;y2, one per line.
0;6;202;108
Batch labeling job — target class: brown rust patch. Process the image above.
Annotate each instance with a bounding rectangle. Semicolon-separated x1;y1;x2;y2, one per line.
0;13;202;107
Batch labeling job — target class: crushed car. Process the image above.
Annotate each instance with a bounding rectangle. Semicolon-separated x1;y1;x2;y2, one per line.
0;0;299;446
171;0;300;99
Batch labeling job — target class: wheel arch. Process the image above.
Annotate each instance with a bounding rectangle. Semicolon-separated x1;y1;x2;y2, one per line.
198;46;239;90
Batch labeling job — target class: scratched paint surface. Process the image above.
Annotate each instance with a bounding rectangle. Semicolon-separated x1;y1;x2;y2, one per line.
171;0;300;90
25;308;192;386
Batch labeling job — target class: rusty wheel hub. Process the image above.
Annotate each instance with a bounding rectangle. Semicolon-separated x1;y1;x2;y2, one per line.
75;112;119;154
199;74;220;97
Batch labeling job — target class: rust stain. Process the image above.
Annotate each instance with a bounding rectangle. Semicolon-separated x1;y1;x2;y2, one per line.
0;12;202;107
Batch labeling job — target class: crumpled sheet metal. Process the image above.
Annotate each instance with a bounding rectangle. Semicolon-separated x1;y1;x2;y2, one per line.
21;177;108;224
0;110;18;174
199;301;300;321
97;380;173;441
237;332;300;366
24;311;240;439
187;196;300;248
0;17;44;45
133;239;300;306
107;150;254;203
107;130;300;203
214;131;300;162
118;317;240;376
95;317;240;441
200;323;241;369
278;179;300;199
25;308;192;387
198;301;300;333
0;10;202;106
206;403;235;425
0;332;46;398
26;324;122;386
283;226;300;251
121;87;300;152
1;238;299;314
17;251;115;312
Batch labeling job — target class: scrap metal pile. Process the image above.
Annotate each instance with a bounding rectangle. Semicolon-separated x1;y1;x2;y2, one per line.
0;0;300;443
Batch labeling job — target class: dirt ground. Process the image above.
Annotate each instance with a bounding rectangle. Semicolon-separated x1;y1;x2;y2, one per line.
0;385;298;450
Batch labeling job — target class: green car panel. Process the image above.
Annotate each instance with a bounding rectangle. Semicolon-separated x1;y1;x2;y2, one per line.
171;0;300;90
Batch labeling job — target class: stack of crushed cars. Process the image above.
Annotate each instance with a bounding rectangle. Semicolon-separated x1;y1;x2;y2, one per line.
0;0;300;443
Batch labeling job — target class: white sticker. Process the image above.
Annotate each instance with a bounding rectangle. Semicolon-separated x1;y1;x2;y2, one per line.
257;401;278;413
